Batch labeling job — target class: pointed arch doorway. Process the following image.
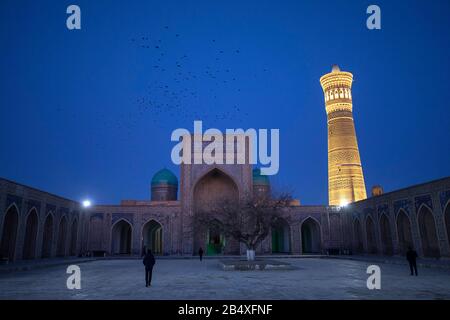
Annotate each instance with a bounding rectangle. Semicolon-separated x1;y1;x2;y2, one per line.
396;210;413;254
379;214;393;255
142;220;163;255
207;221;225;255
23;209;39;259
0;205;19;261
111;220;132;255
301;218;321;254
41;214;54;258
193;168;239;255
418;205;439;258
272;218;290;254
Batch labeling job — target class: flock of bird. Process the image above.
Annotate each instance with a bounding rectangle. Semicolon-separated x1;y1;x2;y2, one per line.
127;26;271;128
57;26;271;149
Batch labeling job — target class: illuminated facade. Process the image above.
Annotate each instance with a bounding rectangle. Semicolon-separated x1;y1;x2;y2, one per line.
1;65;449;262
320;65;367;206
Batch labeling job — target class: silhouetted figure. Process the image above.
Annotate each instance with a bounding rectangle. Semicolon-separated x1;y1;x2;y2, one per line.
199;247;204;261
143;249;156;287
406;247;418;276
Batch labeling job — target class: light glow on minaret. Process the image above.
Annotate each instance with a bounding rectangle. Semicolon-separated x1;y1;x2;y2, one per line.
320;65;367;206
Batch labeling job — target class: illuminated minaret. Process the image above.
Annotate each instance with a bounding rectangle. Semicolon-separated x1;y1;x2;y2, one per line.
320;65;367;206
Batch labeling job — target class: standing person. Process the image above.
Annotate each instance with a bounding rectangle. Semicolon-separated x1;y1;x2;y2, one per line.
406;246;418;276
143;249;156;287
198;247;204;261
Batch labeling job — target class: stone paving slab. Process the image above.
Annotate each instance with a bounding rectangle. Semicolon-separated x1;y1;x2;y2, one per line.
2;254;449;274
0;258;450;300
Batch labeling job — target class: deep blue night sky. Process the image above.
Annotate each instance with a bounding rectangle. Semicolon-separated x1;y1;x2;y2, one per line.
0;0;449;205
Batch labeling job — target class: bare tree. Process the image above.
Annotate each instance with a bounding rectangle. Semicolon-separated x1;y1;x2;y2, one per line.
194;192;292;260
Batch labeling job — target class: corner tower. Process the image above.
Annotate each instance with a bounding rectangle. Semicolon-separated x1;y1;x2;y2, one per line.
320;65;367;206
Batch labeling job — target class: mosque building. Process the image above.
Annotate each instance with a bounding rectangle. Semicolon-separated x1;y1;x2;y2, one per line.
1;66;449;262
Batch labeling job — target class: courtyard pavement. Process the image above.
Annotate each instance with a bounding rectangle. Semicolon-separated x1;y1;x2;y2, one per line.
0;258;449;300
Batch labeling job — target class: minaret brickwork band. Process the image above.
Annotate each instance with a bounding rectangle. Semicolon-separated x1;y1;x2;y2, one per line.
320;65;367;206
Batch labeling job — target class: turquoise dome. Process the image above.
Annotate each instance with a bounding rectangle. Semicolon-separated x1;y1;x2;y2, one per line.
252;168;270;185
151;168;178;186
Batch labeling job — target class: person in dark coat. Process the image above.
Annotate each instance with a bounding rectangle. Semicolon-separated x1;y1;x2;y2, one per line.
143;249;156;287
406;246;418;276
198;247;204;261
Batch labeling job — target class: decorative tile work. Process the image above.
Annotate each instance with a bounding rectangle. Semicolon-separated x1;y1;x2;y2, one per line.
349;208;361;219
394;199;412;216
439;190;450;211
112;212;133;225
26;199;41;213
59;207;69;216
377;204;389;216
6;194;22;212
321;69;367;206
363;207;374;216
414;194;433;211
45;203;56;214
90;212;104;220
